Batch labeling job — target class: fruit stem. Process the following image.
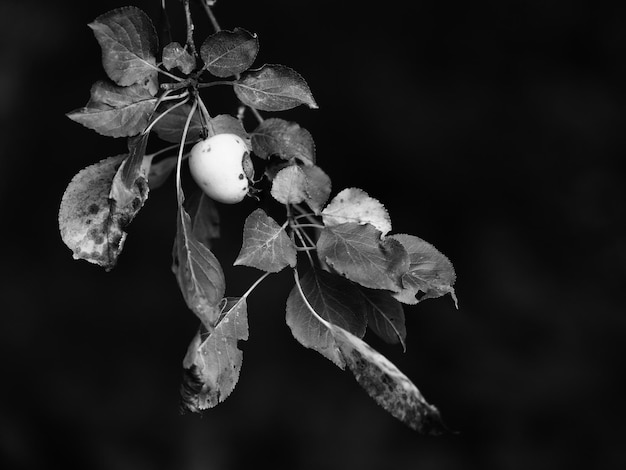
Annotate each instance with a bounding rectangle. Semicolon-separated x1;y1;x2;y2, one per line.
175;100;199;205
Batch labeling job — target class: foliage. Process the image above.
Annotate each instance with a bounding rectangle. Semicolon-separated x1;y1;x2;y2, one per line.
59;1;457;434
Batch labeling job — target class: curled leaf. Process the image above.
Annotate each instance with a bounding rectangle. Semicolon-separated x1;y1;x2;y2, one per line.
389;234;457;307
59;155;148;270
162;41;196;74
181;297;249;412
251;118;315;165
322;188;392;236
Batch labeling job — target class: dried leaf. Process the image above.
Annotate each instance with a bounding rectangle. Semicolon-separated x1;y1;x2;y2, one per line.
330;325;446;434
181;297;248;412
59;155;148;270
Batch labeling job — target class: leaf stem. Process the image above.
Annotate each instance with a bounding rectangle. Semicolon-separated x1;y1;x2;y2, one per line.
292;227;315;266
175;100;199;205
292;268;331;328
198;1;222;32
143;95;190;136
290;223;325;230
241;271;271;300
197;80;236;88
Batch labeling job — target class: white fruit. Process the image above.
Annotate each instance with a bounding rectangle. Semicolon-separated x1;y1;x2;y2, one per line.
188;133;251;204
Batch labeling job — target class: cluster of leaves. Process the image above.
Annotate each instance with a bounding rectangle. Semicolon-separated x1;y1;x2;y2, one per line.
58;3;457;434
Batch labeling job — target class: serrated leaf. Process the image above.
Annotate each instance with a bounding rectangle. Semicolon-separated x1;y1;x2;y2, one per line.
234;208;296;272
172;205;226;328
285;269;367;366
152;102;204;143
162;41;196;74
200;28;258;77
359;288;406;350
322;188;392;237
388;234;458;307
329;325;446;434
234;64;318;111
59;155;148;270
66;80;157;137
181;297;249;412
270;164;331;214
316;223;409;292
251;118;315;165
89;6;158;88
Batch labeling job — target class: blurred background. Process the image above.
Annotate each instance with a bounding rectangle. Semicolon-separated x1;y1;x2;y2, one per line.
1;0;625;469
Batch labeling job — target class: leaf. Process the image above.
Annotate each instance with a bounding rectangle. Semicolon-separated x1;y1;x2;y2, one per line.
66;80;157;137
301;165;331;215
181;297;249;412
59;155;148;270
234;208;296;272
251;118;315;165
359;288;406;350
200;28;258;77
388;234;458;307
162;41;196;74
316;223;409;292
329;325;446;434
285;269;367;366
186;191;220;248
234;64;318;111
206;114;249;143
270;164;331;214
270;165;307;205
89;6;158;88
145;155;177;190
152;102;204;143
172;205;226;329
121;134;149;190
322;188;392;237
286;274;445;433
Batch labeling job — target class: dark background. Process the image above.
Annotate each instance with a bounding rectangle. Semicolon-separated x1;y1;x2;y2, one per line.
1;0;625;469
